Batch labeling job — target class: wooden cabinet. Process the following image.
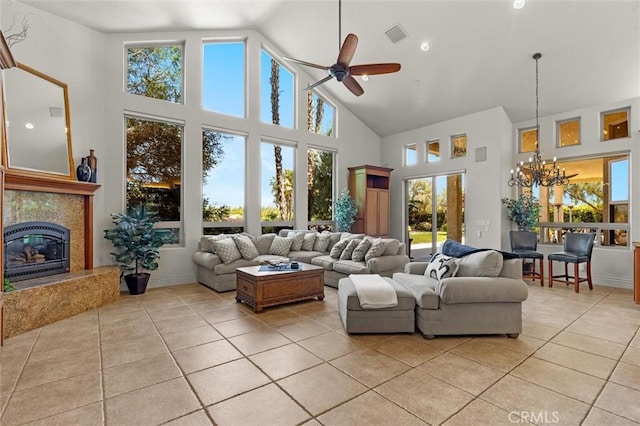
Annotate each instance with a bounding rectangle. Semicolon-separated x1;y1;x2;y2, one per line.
348;165;392;237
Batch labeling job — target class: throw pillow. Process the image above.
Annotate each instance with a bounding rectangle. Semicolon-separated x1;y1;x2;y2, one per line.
268;236;293;256
232;234;259;260
425;253;460;280
365;238;386;261
381;239;401;256
200;234;229;253
326;232;343;250
329;238;350;259
340;239;362;260
457;250;503;277
351;238;372;262
302;232;317;251
287;232;305;251
212;238;242;265
250;233;276;255
313;232;332;252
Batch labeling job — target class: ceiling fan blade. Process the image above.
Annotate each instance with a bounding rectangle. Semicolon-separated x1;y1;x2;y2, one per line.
336;33;358;67
343;75;364;96
303;75;334;92
282;57;330;71
350;63;401;76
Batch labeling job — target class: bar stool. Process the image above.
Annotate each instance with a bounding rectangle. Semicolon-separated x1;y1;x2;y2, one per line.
510;230;544;286
548;232;595;293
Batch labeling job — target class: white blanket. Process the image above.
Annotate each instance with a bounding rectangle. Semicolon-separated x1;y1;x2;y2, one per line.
350;274;398;309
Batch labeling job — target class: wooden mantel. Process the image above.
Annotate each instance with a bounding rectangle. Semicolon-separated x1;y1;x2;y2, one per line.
4;170;101;269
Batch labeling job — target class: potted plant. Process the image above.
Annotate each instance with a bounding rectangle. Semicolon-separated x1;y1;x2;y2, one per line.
103;206;170;295
501;194;541;231
334;188;357;232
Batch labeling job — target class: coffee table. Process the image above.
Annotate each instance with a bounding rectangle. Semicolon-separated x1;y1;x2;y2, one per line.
235;262;325;312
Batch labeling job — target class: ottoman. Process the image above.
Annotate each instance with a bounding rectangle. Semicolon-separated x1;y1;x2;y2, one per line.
338;277;416;333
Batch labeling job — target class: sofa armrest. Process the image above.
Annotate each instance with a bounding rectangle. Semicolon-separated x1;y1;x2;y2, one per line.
404;262;428;275
192;251;222;270
437;277;528;305
367;254;410;274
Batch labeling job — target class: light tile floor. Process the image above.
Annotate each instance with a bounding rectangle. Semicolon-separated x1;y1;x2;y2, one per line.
1;280;639;425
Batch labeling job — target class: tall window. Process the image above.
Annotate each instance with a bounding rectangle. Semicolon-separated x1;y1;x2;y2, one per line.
534;154;629;247
519;127;537;153
307;90;335;136
203;41;245;117
261;50;294;128
127;44;183;103
307;147;334;230
404;144;417;166
451;134;467;158
261;141;295;232
126;116;183;244
202;129;245;235
557;118;580;147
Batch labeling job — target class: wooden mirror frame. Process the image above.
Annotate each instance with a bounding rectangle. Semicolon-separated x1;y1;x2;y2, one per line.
1;62;75;180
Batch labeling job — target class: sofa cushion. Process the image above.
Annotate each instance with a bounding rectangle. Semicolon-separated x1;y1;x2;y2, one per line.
232;234;259;260
438;277;529;304
392;273;440;309
333;260;370;275
200;234;231;253
214;258;259;274
381;239;401;256
326;232;343;251
339;277;415;311
269;236;293;256
457;250;503;277
425;253;460;280
288;251;324;263
330;239;350;259
244;233;276;255
212;238;242;264
365;238;386;261
311;255;336;271
499;258;523;279
340;239;362;260
287;232;305;251
351;239;371;262
314;232;332;252
302;232;317;251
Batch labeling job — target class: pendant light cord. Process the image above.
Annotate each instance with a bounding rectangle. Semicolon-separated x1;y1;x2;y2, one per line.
338;0;342;50
534;52;541;150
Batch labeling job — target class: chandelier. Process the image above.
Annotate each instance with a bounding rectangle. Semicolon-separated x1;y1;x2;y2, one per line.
508;53;569;188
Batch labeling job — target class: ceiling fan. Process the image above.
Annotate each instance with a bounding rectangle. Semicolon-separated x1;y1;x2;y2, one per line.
283;0;401;96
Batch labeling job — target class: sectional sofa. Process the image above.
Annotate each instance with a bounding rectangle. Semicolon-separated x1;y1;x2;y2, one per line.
192;230;410;292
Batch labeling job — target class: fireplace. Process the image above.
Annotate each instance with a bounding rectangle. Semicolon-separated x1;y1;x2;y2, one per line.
4;221;71;282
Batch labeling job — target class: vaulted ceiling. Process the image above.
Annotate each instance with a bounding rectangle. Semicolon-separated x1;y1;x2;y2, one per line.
20;0;640;137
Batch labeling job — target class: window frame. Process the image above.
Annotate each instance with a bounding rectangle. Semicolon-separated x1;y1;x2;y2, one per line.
518;126;537;153
404;143;417;166
202;38;247;118
306;89;337;137
426;139;440;163
556;117;581;148
451;133;467;159
600;107;630;141
260;139;297;228
260;46;297;129
307;145;336;230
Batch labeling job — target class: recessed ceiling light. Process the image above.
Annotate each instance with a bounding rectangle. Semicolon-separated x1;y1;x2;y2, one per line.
513;0;525;9
25;123;34;129
361;75;369;82
420;42;430;52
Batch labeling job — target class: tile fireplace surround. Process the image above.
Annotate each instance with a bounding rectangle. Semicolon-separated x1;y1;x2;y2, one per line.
2;175;119;339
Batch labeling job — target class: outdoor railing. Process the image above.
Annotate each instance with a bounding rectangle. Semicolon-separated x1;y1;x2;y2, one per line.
536;221;630;248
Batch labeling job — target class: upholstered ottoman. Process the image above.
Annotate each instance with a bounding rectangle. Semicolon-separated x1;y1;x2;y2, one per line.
338;277;416;333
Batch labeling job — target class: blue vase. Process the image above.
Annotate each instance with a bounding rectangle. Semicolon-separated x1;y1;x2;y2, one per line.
76;158;91;182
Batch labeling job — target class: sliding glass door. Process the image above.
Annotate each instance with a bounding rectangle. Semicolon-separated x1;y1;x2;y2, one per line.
406;173;465;258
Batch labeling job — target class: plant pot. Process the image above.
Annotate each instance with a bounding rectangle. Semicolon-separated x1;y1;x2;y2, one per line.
124;273;150;295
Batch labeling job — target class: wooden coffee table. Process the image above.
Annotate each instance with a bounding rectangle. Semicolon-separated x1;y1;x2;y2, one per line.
235;263;325;312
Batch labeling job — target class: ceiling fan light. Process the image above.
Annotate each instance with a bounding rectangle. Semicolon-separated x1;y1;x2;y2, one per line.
513;0;525;9
420;42;430;52
361;75;369;81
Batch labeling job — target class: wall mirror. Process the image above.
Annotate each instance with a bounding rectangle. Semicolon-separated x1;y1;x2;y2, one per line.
1;62;74;179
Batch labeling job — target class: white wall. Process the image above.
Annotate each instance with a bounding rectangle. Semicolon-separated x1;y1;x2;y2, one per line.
381;107;514;249
512;97;639;289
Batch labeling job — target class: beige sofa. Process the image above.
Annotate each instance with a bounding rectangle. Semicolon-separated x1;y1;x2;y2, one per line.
392;249;529;338
192;230;410;292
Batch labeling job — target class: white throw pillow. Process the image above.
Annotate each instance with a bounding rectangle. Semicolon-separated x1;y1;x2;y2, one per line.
302;232;317;251
232;234;259;260
268;236;293;256
287;232;305;251
212;238;242;265
425;253;460;280
456;250;504;277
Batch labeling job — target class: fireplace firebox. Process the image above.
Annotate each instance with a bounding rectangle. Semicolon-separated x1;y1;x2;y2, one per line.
4;221;71;282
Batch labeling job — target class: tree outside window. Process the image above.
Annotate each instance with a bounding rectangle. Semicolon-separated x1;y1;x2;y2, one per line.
127;45;183;103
